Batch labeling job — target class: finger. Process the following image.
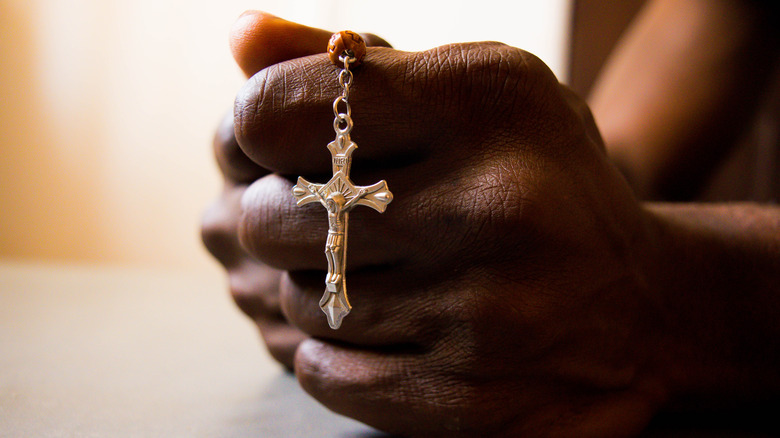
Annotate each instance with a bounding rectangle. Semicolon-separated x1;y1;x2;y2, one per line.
359;33;392;49
256;314;308;370
227;258;284;321
220;11;335;183
234;47;436;175
236;155;541;280
201;183;250;268
200;183;283;323
277;268;452;346
237;173;410;271
201;183;306;368
236;170;483;273
294;338;493;436
230;11;392;79
296;337;656;436
213;111;267;184
230;11;332;78
229;261;308;369
295;339;429;434
234;42;545;175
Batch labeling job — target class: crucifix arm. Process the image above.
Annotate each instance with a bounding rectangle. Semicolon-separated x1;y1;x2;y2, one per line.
343;188;367;210
353;180;393;213
308;184;327;203
292;178;326;207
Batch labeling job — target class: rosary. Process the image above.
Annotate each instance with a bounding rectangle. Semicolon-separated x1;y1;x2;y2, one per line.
292;31;393;329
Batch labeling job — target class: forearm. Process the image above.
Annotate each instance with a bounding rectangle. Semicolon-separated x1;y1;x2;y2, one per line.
643;203;780;410
591;0;779;200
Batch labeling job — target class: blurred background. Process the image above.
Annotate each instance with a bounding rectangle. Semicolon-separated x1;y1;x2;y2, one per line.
0;0;570;272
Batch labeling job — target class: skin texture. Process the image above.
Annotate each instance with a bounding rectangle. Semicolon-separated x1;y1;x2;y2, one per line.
201;6;780;437
232;39;665;435
201;111;304;367
201;12;391;370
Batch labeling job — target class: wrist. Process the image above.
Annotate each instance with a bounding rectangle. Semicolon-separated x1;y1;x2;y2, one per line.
641;203;780;413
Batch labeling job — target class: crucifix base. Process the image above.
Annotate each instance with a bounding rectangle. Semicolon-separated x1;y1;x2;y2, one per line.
319;282;352;329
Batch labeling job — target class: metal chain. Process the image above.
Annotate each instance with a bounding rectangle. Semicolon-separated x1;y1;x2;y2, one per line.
332;52;355;136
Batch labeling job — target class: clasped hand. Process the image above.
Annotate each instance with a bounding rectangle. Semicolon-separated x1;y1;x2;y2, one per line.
202;12;669;437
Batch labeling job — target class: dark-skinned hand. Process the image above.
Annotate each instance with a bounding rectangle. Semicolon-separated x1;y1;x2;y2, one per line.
201;12;392;369
200;11;679;437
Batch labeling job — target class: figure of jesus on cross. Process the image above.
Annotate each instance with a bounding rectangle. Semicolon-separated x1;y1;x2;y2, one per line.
292;133;392;329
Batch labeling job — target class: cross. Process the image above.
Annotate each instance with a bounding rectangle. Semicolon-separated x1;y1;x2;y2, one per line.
292;132;392;329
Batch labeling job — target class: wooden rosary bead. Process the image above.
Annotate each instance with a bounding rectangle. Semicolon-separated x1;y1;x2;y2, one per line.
327;31;366;67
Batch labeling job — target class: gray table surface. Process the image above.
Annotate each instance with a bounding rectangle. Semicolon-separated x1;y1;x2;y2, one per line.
4;261;778;437
0;261;383;437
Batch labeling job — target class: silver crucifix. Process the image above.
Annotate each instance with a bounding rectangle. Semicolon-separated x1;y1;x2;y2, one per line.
291;52;392;329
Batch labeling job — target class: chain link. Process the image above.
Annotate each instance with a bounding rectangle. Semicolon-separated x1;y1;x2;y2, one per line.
333;53;356;136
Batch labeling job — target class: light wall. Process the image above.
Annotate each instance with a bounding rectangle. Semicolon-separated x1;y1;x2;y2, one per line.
0;0;570;270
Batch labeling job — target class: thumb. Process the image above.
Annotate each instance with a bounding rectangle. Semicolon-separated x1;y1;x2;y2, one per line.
229;11;392;78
